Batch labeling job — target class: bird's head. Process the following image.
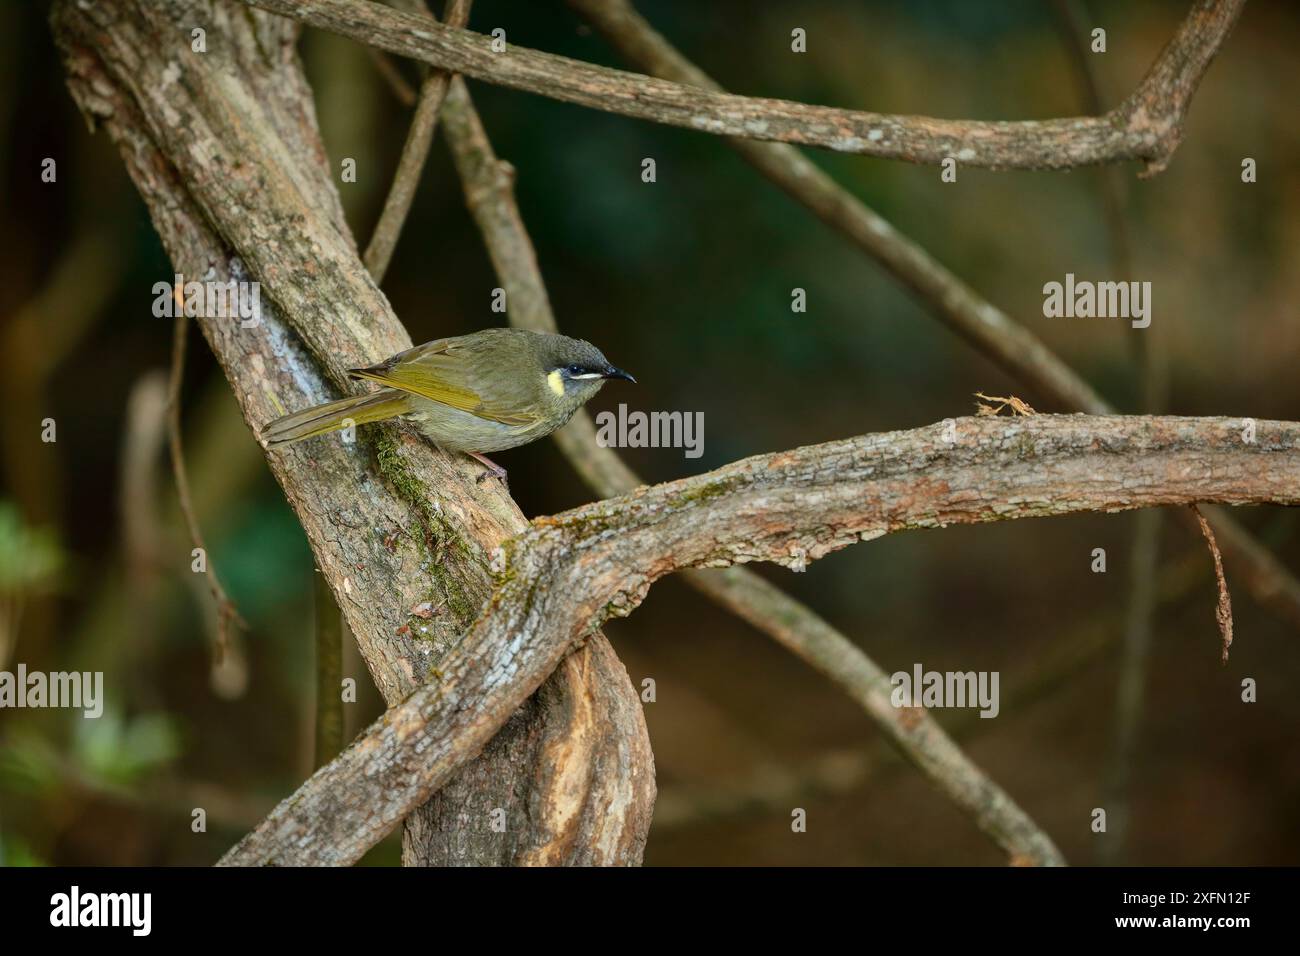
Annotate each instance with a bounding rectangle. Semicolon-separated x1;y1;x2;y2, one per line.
540;335;636;405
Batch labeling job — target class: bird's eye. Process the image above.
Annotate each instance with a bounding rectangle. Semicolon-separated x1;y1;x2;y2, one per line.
566;364;584;375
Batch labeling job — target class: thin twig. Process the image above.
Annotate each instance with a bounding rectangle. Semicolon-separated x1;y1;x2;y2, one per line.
313;570;345;767
363;0;473;282
679;564;1063;865
1051;0;1160;387
366;46;417;107
167;310;246;663
243;0;1244;172
1193;505;1235;663
220;414;1300;867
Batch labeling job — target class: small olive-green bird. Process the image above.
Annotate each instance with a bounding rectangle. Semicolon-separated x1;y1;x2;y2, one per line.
261;328;634;479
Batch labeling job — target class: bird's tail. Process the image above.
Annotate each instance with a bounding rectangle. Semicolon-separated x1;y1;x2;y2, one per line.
260;388;412;446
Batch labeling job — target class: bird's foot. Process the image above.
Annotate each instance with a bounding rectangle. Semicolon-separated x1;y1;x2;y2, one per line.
468;451;508;487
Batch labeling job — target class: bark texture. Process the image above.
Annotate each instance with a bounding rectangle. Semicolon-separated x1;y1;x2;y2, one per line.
53;0;653;866
220;414;1300;866
565;0;1300;635
245;0;1243;171
440;71;1063;864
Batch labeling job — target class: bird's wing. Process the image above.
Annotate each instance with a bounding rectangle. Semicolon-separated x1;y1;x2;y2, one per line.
349;337;541;427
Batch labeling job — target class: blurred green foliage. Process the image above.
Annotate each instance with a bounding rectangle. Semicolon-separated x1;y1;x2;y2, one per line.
0;502;62;598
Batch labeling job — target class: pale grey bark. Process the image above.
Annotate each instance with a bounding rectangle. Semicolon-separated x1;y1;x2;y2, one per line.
246;0;1244;171
221;414;1300;865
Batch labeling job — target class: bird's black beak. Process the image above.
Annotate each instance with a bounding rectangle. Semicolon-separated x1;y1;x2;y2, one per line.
603;366;636;383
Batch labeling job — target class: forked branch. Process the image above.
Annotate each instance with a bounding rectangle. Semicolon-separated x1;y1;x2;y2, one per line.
220;414;1300;865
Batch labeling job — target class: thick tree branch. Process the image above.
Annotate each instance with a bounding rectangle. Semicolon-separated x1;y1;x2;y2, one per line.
53;0;653;866
363;0;472;282
220;414;1300;865
242;0;1243;171
565;0;1300;636
440;75;1062;864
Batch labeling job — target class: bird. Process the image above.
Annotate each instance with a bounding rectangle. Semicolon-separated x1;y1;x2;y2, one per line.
260;328;635;481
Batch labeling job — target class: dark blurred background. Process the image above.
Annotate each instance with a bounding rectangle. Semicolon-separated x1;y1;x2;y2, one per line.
1;0;1298;865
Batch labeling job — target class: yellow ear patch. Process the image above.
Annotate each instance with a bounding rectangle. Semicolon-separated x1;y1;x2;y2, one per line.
547;369;565;397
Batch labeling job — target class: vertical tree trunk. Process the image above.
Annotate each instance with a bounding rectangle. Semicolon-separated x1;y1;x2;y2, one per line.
52;0;654;865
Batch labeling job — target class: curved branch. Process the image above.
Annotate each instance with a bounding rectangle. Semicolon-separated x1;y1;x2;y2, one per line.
565;0;1300;635
242;0;1243;171
363;0;472;282
220;414;1300;865
440;74;1061;864
167;310;246;663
